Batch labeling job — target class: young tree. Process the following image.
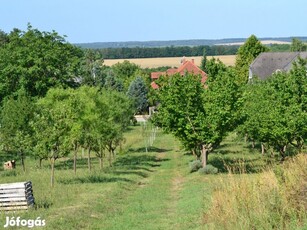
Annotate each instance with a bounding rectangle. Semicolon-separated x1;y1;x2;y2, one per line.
31;89;72;187
235;35;269;84
0;91;35;171
153;72;240;167
238;58;307;158
127;76;148;114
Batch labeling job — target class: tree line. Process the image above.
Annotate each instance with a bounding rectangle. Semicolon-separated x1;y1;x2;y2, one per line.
152;35;306;168
0;25;149;186
95;45;239;59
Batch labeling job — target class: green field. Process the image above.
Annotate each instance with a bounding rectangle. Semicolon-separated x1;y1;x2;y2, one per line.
0;125;306;229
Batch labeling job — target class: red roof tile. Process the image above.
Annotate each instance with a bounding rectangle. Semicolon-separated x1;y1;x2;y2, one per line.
151;81;159;89
150;60;207;89
151;71;165;79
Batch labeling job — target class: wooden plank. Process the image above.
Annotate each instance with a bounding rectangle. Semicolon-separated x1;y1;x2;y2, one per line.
0;182;30;189
0;197;34;206
0;193;26;198
0;188;26;194
0;201;29;206
0;205;29;211
0;197;28;202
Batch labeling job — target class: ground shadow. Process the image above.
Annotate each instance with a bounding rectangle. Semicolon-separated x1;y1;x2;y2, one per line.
109;170;149;178
127;146;172;153
113;154;169;168
59;175;134;185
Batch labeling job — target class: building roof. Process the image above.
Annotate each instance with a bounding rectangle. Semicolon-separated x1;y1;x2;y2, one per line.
150;81;159;89
249;52;307;80
150;59;207;89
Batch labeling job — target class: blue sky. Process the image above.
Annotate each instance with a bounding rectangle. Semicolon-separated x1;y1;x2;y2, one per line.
1;0;306;43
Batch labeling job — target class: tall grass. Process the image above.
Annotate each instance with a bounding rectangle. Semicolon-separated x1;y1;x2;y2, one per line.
204;154;307;230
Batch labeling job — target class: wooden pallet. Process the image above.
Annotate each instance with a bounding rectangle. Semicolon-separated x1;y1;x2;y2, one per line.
0;181;35;211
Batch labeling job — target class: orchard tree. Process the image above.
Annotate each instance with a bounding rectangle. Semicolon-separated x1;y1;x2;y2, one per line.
0;91;35;171
153;72;240;167
102;90;134;166
31;88;73;186
0;24;83;102
235;35;269;84
238;58;307;158
127;76;148;114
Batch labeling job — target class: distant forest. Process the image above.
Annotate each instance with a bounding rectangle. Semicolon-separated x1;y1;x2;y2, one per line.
75;37;307;49
75;37;307;59
96;45;239;59
86;43;293;59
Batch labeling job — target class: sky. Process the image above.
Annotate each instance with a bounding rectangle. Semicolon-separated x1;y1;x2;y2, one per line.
1;0;306;43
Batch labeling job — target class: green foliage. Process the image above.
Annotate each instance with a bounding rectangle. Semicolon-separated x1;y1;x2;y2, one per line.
0;24;83;102
0;90;35;171
153;71;240;165
0;29;8;47
189;160;202;173
205;57;228;83
238;59;307;157
127;76;148;113
97;45;239;59
200;48;207;72
268;43;290;52
290;38;307;51
104;73;124;92
198;164;218;174
80;49;107;86
235;35;269;84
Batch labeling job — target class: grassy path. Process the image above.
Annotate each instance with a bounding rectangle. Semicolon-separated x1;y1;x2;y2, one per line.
99;130;211;230
0;126;211;230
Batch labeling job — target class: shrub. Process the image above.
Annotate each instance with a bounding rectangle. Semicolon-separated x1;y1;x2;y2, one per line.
189;160;202;173
198;164;218;174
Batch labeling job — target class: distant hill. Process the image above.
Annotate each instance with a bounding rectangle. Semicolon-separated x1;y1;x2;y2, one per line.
75;37;307;49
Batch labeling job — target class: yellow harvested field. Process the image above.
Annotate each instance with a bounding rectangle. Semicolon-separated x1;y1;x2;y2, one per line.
104;55;236;68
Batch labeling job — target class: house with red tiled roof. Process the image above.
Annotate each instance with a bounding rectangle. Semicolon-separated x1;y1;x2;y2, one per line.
150;59;207;89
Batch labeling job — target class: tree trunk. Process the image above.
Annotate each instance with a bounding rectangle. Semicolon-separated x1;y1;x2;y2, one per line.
261;143;265;155
251;140;255;149
244;133;248;143
50;157;55;187
73;143;78;175
39;158;43;168
279;146;286;161
99;157;103;170
296;139;303;153
108;150;112;167
88;147;91;172
201;145;209;168
82;147;85;159
21;153;25;172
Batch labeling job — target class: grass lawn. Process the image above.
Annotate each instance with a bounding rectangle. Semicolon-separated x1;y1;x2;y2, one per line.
0;124;304;229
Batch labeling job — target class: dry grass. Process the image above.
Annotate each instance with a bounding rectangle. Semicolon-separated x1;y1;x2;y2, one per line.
203;154;307;230
103;55;236;68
